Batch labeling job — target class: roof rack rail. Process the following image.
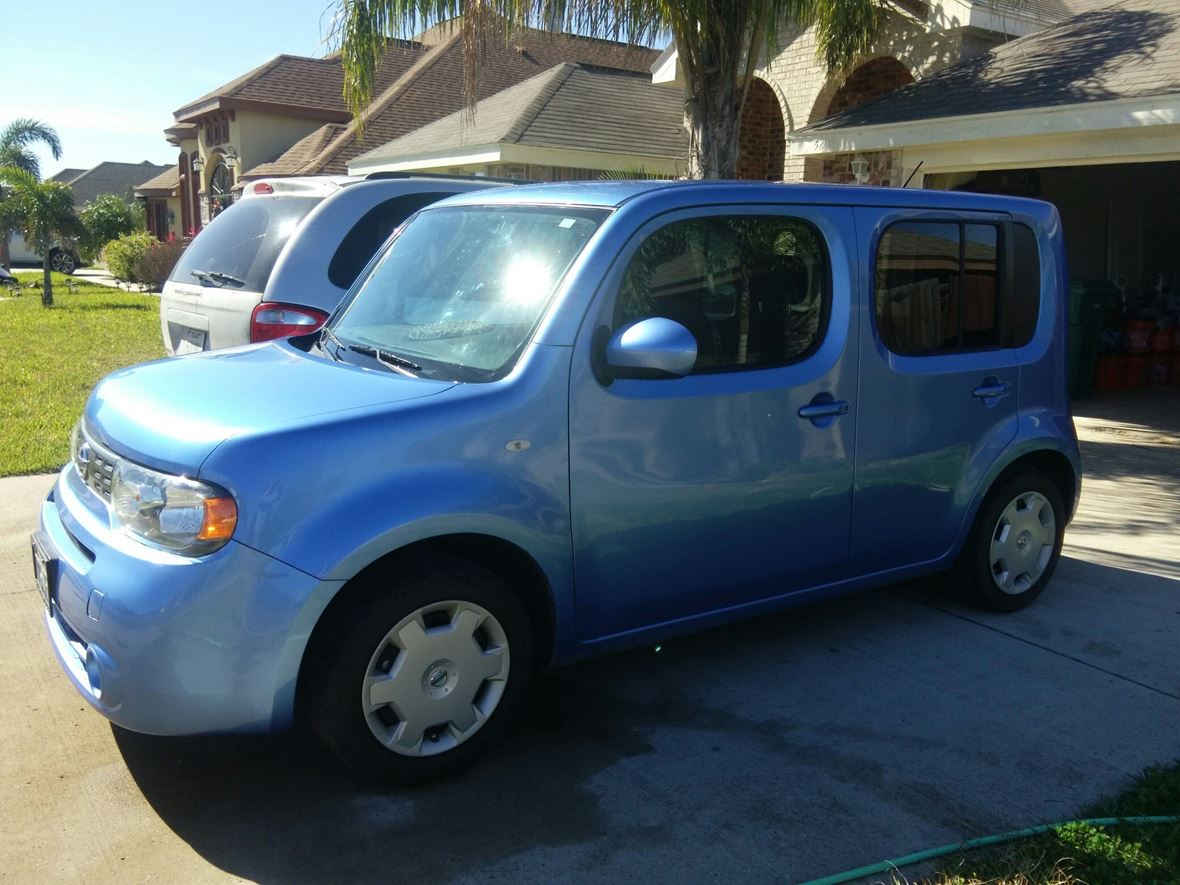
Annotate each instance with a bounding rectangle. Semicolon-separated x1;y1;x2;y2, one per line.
363;170;530;185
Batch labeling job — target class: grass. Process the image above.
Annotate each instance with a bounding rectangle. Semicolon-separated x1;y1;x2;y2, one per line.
0;272;164;477
906;763;1180;885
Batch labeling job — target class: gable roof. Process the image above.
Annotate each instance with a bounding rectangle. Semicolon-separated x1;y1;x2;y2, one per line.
350;63;685;169
174;42;430;122
66;161;175;206
241;27;659;179
48;168;86;184
801;0;1180;133
134;165;181;197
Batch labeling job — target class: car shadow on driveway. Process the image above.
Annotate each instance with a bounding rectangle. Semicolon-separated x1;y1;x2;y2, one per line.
112;557;1180;884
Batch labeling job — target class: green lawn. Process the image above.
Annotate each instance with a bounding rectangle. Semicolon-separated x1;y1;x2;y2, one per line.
915;763;1180;885
0;272;164;477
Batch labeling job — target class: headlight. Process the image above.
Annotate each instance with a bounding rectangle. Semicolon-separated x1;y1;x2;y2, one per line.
110;460;237;555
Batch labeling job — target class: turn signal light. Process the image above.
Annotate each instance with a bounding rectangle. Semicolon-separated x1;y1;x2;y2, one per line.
249;302;329;342
197;497;238;542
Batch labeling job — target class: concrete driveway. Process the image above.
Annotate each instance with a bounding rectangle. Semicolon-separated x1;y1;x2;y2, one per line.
1;391;1177;884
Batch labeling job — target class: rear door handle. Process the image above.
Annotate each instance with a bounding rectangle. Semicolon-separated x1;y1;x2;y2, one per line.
972;381;1012;400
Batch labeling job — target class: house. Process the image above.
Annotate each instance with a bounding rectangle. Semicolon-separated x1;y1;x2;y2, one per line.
134;166;183;240
788;0;1180;298
151;27;657;238
652;0;1089;183
48;161;173;207
348;63;687;179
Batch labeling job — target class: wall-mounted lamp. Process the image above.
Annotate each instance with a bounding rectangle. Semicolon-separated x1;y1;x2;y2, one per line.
191;155;205;174
225;148;238;170
850;155;871;185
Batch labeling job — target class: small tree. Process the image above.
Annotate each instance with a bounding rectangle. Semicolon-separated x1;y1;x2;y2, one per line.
6;173;84;306
80;194;143;262
0;118;62;268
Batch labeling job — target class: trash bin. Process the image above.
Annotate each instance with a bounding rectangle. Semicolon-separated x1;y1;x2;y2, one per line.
1068;281;1117;397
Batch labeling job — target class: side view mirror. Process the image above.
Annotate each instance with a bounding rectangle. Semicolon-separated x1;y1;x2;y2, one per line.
601;317;697;381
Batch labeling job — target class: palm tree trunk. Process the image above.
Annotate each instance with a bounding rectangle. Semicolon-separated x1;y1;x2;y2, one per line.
41;252;53;306
685;73;742;179
0;235;10;270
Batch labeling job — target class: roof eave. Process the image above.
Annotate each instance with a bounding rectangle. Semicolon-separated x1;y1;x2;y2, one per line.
173;97;351;124
790;93;1180;156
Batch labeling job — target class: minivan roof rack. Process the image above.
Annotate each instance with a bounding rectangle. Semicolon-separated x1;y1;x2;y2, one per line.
363;170;529;185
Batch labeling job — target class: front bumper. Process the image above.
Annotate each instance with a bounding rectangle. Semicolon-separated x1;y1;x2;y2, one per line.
38;465;339;735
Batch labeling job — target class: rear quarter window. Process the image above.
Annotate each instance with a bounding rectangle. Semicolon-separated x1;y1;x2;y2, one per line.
1007;223;1041;347
170;196;321;292
327;192;459;289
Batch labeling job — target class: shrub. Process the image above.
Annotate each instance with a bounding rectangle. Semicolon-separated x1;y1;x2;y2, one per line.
80;195;143;262
101;231;154;282
133;240;186;291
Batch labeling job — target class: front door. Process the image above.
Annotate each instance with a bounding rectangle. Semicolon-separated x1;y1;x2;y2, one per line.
569;206;858;641
849;208;1019;575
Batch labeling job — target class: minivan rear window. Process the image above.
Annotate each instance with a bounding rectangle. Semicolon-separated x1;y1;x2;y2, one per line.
170;196;321;293
327;192;458;289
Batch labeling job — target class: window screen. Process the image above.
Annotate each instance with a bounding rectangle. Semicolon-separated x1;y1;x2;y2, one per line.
613;216;830;373
327;192;458;289
875;221;1002;354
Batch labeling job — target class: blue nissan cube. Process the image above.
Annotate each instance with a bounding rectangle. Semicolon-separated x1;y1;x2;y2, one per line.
33;182;1080;783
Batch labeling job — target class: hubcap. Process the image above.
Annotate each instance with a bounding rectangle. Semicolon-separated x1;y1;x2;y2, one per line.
362;600;510;757
989;491;1056;595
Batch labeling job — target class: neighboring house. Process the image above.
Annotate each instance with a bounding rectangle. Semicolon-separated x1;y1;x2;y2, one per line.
652;0;1087;183
349;63;687;179
64;161;172;207
790;0;1180;297
153;26;657;237
48;168;86;185
134;166;182;240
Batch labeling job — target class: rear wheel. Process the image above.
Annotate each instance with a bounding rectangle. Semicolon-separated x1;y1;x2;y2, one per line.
49;249;77;274
957;471;1065;612
306;561;533;784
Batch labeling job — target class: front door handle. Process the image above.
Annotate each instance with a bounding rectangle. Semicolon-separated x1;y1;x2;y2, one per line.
798;400;851;419
798;394;851;428
973;380;1012;400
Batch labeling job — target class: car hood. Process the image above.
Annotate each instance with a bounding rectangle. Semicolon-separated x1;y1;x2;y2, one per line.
85;341;455;475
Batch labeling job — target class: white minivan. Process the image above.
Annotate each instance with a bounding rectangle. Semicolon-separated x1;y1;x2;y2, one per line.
160;174;507;354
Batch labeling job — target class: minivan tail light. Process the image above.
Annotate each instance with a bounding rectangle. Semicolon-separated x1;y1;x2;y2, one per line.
253;182;274;195
250;302;329;342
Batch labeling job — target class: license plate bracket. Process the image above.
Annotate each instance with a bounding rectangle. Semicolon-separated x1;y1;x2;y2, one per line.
31;533;56;610
176;327;207;354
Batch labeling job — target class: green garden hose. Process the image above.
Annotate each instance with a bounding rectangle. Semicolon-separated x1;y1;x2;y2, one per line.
799;815;1180;885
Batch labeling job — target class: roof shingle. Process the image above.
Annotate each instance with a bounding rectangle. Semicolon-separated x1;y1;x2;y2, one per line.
804;0;1180;132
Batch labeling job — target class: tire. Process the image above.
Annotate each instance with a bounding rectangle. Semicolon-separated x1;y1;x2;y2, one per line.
49;250;77;274
306;560;534;784
956;470;1065;612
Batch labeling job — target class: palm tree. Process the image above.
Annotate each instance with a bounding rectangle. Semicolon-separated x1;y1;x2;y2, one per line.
2;168;83;306
333;0;882;179
0;118;63;269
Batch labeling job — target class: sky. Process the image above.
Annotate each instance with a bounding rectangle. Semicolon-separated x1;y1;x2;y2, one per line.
0;0;341;178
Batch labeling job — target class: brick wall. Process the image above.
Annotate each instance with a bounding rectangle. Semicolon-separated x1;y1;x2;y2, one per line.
754;9;989;181
825;57;914;116
737;78;786;181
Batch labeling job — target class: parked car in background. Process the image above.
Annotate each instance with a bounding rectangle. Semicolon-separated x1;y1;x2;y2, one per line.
159;174;510;354
37;181;1080;785
8;232;81;273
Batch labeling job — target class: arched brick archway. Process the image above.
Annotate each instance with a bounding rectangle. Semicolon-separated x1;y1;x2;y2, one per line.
737;78;786;181
826;56;914;116
803;56;914;182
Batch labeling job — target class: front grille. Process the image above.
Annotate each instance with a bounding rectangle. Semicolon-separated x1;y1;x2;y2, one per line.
73;429;120;503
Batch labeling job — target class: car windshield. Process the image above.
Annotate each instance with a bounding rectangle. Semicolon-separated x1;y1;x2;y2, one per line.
331;205;608;380
170;196;322;293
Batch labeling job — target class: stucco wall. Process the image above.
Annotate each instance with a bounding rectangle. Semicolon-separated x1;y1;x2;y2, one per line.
233;111;324;174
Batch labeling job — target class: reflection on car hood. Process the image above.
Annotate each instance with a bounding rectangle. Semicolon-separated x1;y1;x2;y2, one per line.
85;341;455;475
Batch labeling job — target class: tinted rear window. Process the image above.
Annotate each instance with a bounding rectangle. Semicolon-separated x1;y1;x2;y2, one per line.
170;196;321;292
327;192;458;289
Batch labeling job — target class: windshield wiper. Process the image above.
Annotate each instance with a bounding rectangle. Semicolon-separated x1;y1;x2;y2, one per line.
318;325;345;361
348;343;422;376
190;269;245;287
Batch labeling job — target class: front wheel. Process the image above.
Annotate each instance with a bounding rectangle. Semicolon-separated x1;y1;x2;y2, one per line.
306;561;534;784
956;471;1065;612
49;250;77;274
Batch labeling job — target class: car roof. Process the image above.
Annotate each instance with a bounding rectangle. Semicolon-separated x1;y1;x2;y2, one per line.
434;180;1055;216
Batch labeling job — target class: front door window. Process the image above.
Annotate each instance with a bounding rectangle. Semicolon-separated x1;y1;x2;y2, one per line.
209;162;234;218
